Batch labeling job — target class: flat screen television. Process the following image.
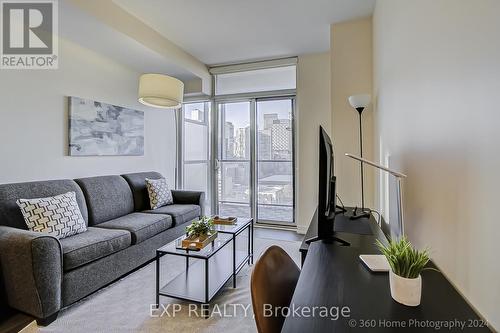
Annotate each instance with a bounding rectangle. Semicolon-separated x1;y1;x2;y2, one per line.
318;126;335;223
306;126;349;245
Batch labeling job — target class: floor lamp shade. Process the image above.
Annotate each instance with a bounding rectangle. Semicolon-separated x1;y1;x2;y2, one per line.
348;94;371;110
138;74;184;109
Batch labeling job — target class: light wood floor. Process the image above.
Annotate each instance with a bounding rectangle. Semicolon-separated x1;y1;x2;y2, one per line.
0;228;302;333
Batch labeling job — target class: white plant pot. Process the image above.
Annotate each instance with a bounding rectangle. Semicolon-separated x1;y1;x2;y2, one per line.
389;270;422;306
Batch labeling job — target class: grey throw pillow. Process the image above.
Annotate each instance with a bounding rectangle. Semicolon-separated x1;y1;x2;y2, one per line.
16;191;87;239
145;178;173;209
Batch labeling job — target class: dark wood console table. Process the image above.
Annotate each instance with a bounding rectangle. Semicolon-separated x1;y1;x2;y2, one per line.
282;208;491;332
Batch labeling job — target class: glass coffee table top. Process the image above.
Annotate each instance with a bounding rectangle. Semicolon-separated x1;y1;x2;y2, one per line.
213;217;252;234
157;233;232;259
155;217;254;305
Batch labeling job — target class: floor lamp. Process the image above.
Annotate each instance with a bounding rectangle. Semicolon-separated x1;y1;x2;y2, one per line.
138;74;184;186
348;94;371;220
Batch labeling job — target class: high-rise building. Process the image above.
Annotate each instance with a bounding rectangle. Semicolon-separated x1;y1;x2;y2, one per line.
258;130;272;160
244;126;251;159
224;122;235;158
263;113;278;130
271;119;292;159
190;108;203;122
235;127;249;158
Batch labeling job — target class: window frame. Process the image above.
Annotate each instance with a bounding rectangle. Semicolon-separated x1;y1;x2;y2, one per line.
177;101;212;214
213;95;296;226
177;58;298;226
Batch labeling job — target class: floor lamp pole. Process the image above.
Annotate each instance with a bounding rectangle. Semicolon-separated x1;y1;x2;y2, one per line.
358;108;365;210
350;106;370;220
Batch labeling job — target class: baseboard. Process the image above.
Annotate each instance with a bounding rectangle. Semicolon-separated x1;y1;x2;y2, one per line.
296;225;307;235
0;313;36;333
19;320;37;333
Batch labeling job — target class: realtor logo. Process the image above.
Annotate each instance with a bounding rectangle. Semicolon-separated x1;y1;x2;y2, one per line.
1;0;58;69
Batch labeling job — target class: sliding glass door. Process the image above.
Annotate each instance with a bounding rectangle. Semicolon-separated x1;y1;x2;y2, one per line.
216;102;252;218
256;99;294;223
215;97;295;225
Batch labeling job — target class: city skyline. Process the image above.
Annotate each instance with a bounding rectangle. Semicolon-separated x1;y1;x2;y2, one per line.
220;105;294;222
223;112;292;160
183;100;295;223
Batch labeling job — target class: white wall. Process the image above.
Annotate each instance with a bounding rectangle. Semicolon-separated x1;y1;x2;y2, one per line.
296;52;331;233
0;38;176;185
67;0;211;95
373;0;500;330
331;18;374;209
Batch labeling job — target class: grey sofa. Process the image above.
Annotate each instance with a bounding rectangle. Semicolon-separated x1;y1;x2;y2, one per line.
0;171;203;325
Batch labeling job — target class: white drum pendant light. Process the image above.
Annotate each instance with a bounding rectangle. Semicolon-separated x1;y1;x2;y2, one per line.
138;73;184;109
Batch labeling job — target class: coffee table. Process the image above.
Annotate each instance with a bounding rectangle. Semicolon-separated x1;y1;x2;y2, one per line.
155;218;253;306
214;217;254;287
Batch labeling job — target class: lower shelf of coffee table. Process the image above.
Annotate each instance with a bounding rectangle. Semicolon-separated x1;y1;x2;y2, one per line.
159;249;248;303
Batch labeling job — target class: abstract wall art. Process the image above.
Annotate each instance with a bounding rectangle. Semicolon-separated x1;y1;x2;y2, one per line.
69;97;144;156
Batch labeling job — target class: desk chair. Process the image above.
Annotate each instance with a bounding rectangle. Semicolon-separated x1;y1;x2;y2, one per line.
250;245;300;333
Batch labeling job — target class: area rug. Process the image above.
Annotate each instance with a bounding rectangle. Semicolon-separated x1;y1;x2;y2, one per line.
39;235;301;333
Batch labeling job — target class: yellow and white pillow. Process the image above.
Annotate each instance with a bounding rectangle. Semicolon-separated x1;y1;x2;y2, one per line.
145;178;173;209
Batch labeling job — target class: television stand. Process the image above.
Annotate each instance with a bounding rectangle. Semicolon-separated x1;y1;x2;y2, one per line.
304;235;350;246
349;206;371;220
322;236;350;246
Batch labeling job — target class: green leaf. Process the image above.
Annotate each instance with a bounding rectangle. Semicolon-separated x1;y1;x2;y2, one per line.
376;236;430;278
186;216;215;238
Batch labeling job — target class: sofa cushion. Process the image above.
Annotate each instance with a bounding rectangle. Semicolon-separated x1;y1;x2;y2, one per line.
16;191;87;239
144;204;200;226
145;178;173;209
95;213;172;244
75;176;134;226
121;172;163;211
0;179;89;230
60;227;131;271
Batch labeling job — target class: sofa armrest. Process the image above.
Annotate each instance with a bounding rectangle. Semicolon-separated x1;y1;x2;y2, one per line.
171;190;205;215
0;226;62;320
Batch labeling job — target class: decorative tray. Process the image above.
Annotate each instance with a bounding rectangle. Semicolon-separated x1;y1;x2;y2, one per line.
177;231;218;251
212;216;238;225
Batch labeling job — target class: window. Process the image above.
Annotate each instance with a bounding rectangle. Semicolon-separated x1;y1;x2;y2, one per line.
256;99;294;223
215;65;296;95
180;101;211;214
215;97;295;225
217;102;251;218
184;102;206;122
179;59;297;225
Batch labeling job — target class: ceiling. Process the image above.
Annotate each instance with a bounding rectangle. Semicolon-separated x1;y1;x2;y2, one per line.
113;0;376;66
60;1;198;81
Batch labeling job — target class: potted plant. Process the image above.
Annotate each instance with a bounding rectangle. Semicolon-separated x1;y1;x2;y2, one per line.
186;216;215;241
376;237;430;306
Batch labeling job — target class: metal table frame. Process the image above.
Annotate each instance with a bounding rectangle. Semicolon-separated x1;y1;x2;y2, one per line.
155;218;254;307
216;218;254;288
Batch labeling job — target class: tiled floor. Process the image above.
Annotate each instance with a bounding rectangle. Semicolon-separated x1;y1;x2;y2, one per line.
254;227;303;242
219;203;294;223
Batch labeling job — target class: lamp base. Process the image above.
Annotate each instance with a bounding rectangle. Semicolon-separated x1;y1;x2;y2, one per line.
305;235;350;246
336;205;347;214
349;207;371;220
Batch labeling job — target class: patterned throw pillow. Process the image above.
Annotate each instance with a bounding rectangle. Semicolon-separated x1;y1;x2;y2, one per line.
16;191;87;239
145;178;173;209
